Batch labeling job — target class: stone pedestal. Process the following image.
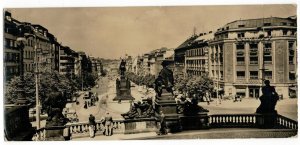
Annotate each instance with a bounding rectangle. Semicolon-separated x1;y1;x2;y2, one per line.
179;113;209;130
44;126;66;141
5;105;34;141
256;113;278;129
123;118;157;134
154;91;181;133
114;76;135;101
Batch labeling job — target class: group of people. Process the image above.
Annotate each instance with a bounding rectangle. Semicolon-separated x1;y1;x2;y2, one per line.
88;112;114;138
84;93;99;109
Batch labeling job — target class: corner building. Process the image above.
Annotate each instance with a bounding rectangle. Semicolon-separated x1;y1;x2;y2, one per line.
209;16;297;98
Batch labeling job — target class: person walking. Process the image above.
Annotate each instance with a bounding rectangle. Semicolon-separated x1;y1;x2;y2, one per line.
204;91;210;105
88;114;96;138
158;111;167;135
104;112;113;136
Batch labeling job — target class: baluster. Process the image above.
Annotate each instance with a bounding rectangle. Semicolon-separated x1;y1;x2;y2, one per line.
43;129;46;141
234;116;237;124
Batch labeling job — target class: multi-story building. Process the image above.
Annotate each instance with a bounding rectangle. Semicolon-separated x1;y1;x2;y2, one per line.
209;16;297;98
59;46;75;76
185;32;213;76
47;33;60;72
73;52;82;76
174;35;199;76
4;11;21;82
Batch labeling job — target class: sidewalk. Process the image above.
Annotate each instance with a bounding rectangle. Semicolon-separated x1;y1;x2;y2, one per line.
72;128;297;140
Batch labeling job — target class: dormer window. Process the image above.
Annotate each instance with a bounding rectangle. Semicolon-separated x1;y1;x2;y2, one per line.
238;25;245;28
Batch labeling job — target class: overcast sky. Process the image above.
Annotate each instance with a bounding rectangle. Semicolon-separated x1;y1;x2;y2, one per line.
8;4;296;59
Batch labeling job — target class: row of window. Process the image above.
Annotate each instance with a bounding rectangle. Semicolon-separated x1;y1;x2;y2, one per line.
235;71;296;80
24;50;35;59
186;48;207;57
4;38;18;48
4;52;20;62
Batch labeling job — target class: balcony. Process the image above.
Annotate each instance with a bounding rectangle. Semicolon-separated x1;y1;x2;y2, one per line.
249;61;258;65
236;61;245;65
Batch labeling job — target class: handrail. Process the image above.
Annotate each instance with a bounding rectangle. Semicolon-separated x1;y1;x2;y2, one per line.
277;114;298;129
33;113;297;140
209;114;260;128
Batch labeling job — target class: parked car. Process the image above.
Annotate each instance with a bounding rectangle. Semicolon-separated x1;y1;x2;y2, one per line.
65;109;79;123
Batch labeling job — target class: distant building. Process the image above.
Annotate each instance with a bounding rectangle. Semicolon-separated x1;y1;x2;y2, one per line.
185;32;214;76
4;11;21;82
59;46;75;76
209;16;297;98
174;35;199;76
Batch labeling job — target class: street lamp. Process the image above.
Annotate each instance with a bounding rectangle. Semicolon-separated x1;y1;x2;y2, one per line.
15;37;28;105
23;32;41;130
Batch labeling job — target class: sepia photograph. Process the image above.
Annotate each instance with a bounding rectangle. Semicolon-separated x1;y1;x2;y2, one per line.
2;1;298;142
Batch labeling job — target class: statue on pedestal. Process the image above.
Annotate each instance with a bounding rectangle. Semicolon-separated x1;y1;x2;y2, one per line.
44;92;68;127
119;59;126;76
256;80;279;114
154;61;174;98
121;99;154;119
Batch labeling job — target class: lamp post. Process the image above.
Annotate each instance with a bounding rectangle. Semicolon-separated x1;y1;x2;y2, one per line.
24;33;41;129
15;37;28;105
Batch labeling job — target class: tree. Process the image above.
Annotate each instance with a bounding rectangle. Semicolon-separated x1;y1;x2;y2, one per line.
5;71;81;112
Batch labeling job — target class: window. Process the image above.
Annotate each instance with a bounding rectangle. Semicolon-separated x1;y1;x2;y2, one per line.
238;25;245;28
289;42;295;64
267;31;272;36
281;22;287;26
237;33;245;38
250;43;258;49
283;30;288;36
10;40;13;47
220;71;223;80
237;71;245;79
289;72;296;80
264;71;272;80
264;23;271;26
250;57;258;64
250;71;259;79
236;44;244;50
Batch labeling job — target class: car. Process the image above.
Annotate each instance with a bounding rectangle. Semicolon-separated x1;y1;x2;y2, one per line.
65;109;79;123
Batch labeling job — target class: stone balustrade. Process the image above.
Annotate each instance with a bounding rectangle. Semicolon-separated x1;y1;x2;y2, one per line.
32;113;297;140
277;114;298;129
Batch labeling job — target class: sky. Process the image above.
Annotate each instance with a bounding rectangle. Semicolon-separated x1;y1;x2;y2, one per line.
7;4;296;59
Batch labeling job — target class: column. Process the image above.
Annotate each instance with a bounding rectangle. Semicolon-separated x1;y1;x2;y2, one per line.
246;86;249;98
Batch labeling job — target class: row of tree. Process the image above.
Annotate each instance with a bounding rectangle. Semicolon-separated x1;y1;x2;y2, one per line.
125;72;156;88
125;71;214;98
174;73;214;97
5;71;98;111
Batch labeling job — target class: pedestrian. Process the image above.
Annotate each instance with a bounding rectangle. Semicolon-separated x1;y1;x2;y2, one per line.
104;112;113;136
204;91;210;105
88;114;96;138
84;101;88;109
158;111;167;135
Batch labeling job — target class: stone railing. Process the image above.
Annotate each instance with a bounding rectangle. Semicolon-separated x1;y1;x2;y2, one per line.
277;114;298;129
65;119;125;139
33;126;65;141
32;113;297;140
209;114;259;128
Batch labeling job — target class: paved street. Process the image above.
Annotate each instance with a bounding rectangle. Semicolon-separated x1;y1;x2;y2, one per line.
199;98;298;121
